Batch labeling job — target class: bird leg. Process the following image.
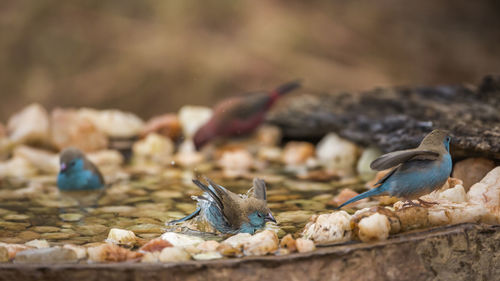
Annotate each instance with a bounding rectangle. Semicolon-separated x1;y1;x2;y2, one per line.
417;198;438;207
402;200;421;208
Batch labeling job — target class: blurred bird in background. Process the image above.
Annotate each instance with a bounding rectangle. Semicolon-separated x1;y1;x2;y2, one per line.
193;81;301;149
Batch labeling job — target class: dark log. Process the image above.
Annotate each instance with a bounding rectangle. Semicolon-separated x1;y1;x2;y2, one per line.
268;75;500;160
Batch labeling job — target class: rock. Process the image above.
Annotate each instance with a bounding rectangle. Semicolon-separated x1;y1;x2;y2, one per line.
31;226;60;233
139;238;172;253
160;232;205;248
24;239;50;249
268;77;500;160
196;240;220;253
352;207;401;235
4;214;30;221
0;243;32;259
394;205;429;231
178;106;213;138
331;188;366;208
279;234;297;253
192;252;223;260
217;149;254;178
141;114;182;141
276;210;314;225
13;145;59;174
0;157;38;178
50;108;108;152
133;133;174;164
78;108;144;138
87;149;124;168
174;140;204;167
422;181;467;204
357;147;382;181
216;242;242;258
295;238;315;253
40;232;76;240
426;202;486;226
59;213;83;222
63;244;87;260
106;228;138;247
302;211;352;244
453;158;496;191
0;221;30;231
315;133;359;176
467;166;500;224
243;230;279;256
14;247;77;263
282;141;315;165
158;247;191;262
255;125;282;146
127;224;163;234
356;213;391;242
257;147;282;163
140;251;160;263
18;231;41;241
7;103;50;144
87;243;143;262
0;246;8;262
220;233;252;249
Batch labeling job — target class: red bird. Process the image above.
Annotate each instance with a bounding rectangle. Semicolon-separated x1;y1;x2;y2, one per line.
193;81;301;149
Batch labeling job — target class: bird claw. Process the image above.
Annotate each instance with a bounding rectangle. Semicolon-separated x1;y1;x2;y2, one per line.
402;199;438;208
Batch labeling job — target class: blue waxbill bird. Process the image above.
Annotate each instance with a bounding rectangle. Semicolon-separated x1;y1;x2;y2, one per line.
57;147;105;191
170;177;276;234
338;129;452;208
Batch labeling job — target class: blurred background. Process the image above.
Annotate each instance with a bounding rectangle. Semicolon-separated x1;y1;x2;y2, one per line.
1;0;499;121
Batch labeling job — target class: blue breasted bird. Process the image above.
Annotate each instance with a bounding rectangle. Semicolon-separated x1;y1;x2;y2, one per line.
57;147;105;191
338;129;452;208
193;81;301;150
170;178;276;234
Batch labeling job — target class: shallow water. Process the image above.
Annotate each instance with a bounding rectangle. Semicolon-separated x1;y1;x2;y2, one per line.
0;164;366;245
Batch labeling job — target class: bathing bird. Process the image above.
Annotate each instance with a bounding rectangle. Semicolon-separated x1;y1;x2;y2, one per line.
338;129;452;208
193;80;301;149
57;147;105;191
169;177;276;234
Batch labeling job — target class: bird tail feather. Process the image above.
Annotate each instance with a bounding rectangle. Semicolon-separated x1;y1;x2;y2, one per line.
270;80;302;100
168;207;201;224
337;187;386;209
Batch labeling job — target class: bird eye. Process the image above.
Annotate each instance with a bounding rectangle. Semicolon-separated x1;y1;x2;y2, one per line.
257;213;262;218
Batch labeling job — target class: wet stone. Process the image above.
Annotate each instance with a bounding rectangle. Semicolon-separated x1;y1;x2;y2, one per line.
0;221;30;231
3;214;30;221
41;232;77;240
31;226;60;233
14;247;78;263
18;231;41;241
59;213;83;222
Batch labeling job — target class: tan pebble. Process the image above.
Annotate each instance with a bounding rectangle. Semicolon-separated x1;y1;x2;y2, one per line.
141;251;160;263
243;230;279;256
395;205;429;231
196;240;220;253
0;243;32;259
452;158;495;190
139;238;172;253
158;247;191;262
87;243;143;262
216;243;242;257
24;239;50;249
0;246;8;262
279;234;297;253
282;141;315;165
18;231;41;241
63;244;87;260
296;238;315;253
31;226;61;233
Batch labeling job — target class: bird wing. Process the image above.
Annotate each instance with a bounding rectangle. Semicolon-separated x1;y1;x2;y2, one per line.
192;178;241;225
83;158;105;185
216;93;270;121
252;178;267;200
370;149;439;171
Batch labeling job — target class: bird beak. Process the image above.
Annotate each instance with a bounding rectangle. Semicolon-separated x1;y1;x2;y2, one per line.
60;163;67;173
265;212;276;223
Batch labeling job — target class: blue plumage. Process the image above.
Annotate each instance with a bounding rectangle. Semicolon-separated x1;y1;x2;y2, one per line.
57;148;105;191
170;178;276;234
339;130;453;208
